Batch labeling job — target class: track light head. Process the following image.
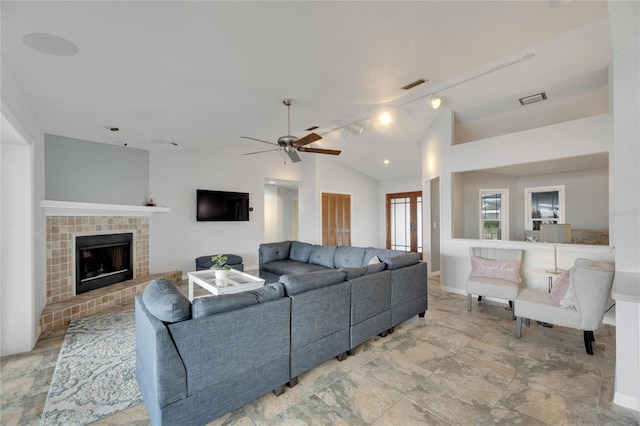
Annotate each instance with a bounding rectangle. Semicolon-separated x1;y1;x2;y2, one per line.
430;95;442;109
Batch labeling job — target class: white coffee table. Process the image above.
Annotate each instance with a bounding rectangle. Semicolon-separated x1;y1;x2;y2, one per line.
187;269;265;301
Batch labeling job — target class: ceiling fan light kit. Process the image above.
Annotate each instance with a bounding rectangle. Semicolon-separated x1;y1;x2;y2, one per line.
241;99;341;163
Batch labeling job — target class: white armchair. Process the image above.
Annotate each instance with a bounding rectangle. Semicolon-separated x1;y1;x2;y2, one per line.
466;247;523;314
514;258;615;355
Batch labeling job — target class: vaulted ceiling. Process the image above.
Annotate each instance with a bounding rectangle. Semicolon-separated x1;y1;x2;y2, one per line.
1;1;611;181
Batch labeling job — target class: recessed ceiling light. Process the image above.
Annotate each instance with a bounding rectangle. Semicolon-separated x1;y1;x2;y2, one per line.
109;127;120;132
269;181;276;184
22;33;79;56
384;159;390;164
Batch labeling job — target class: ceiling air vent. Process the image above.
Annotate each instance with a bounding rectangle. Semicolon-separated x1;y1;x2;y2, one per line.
401;79;427;90
519;92;547;105
305;126;319;131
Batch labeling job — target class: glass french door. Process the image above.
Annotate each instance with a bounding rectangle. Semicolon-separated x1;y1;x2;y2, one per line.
386;191;422;258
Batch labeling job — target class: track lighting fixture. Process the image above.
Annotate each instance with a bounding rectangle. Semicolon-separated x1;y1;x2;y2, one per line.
430;95;442;109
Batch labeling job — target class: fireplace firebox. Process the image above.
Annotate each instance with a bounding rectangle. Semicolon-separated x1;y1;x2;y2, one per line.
75;233;133;294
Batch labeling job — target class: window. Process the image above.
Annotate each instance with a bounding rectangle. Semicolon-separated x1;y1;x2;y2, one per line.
525;185;565;230
479;189;509;240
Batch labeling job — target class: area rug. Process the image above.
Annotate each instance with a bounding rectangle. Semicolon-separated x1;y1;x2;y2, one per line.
40;310;142;425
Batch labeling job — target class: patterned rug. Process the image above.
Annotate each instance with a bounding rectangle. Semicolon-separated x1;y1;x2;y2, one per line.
40;310;142;425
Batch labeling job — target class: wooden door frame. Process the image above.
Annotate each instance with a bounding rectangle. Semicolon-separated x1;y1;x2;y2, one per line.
386;191;422;258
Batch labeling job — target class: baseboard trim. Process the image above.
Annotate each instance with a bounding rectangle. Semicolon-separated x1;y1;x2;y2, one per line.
614;391;639;412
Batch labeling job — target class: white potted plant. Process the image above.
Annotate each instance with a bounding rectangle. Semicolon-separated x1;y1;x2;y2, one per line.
210;255;232;280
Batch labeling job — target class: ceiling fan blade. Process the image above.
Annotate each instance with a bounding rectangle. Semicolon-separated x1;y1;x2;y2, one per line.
293;132;322;148
241;136;278;146
287;150;301;163
243;148;281;156
297;147;341;156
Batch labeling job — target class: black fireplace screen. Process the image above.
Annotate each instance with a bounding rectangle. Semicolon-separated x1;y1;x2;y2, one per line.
76;233;133;294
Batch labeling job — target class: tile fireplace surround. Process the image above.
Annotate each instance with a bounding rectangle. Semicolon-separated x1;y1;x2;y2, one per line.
40;201;178;332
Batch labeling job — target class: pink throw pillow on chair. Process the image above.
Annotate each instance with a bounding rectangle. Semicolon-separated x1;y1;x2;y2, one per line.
550;268;572;307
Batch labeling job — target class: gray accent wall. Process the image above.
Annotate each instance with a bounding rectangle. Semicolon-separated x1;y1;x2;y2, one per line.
45;134;149;205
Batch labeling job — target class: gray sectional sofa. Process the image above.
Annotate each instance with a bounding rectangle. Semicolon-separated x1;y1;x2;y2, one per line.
260;241;428;356
135;242;427;425
135;279;290;426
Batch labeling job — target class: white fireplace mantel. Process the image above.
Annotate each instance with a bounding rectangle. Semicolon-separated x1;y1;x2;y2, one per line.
41;200;170;217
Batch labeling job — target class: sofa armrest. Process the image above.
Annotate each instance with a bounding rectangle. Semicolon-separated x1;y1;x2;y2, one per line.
135;296;187;409
385;253;420;270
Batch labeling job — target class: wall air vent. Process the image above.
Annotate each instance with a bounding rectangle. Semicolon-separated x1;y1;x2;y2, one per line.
519;92;548;105
401;79;427;90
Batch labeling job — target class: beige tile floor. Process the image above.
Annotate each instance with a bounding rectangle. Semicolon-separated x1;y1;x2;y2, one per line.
2;276;639;425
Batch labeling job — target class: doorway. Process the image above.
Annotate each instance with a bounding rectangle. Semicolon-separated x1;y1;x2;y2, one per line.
322;192;351;246
386;191;422;258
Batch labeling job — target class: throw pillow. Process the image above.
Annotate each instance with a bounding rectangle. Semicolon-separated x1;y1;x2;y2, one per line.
309;245;337;268
142;279;191;323
550;269;571;306
469;256;521;283
366;262;386;274
368;255;381;265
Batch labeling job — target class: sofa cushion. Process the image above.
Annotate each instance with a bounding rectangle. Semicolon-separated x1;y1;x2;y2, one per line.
280;269;347;295
142;279;191;323
261;259;329;276
191;292;258;318
366;262;386;274
334;246;366;269
261;241;292;264
309;245;337;268
247;283;285;303
340;266;367;280
290;241;313;263
386;253;420;270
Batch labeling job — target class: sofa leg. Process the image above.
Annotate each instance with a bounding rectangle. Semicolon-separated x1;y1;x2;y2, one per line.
510;301;516;320
525;318;530;327
379;330;388;337
418;311;425;318
272;385;285;397
515;316;522;339
347;348;356;356
467;294;472;312
388;327;395;334
584;331;594;355
288;377;299;388
478;295;483;302
337;352;347;361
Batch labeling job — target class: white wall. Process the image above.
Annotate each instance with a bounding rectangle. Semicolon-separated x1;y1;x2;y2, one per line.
148;145;300;274
149;147;381;276
423;112;614;296
316;155;380;248
609;0;640;411
1;59;46;356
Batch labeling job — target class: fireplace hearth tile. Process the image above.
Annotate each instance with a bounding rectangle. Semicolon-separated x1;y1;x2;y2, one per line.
39;270;181;333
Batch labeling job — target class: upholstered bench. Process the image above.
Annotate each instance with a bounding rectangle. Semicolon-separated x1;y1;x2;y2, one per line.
195;254;244;271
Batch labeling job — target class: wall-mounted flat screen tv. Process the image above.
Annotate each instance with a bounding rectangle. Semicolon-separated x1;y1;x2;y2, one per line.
196;189;250;222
